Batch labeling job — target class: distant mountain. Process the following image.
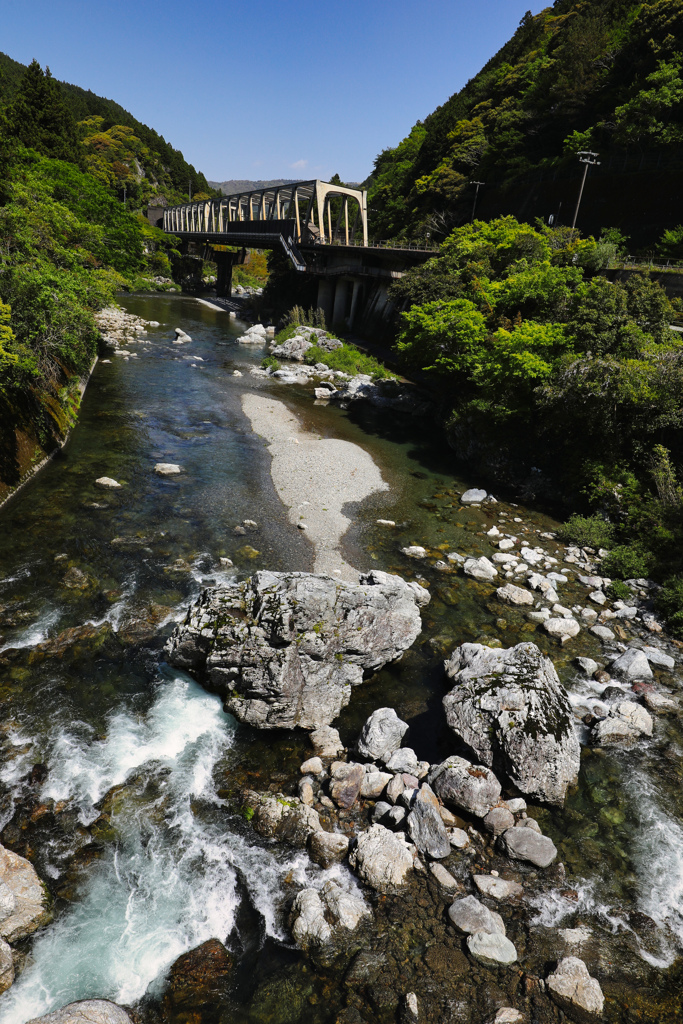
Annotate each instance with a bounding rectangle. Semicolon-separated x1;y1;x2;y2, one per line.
208;179;300;195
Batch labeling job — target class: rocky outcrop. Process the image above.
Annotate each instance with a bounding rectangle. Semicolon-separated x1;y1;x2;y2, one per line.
443;642;580;805
348;824;414;892
25;1002;133;1024
166;570;428;730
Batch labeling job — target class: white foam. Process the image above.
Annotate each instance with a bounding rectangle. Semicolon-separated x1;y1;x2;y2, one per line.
0;606;61;653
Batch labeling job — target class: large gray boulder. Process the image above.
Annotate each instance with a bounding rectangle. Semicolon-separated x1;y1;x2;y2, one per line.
429;756;501;818
357;707;409;762
443;642;580;806
166;571;428;730
26;1003;133;1024
349;824;414;892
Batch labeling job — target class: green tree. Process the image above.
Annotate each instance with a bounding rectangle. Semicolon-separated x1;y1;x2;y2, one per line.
8;60;81;163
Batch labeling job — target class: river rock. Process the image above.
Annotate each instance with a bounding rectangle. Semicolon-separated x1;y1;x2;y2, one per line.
576;657;599;676
544;616;581;641
271;335;313;361
163;939;234;1017
642;646;675;670
385;747;419;774
25;1002;133;1024
0;844;49;943
448;895;505;935
643;690;677;713
463;557;497;581
349;824;414;892
357;707;409;762
546;956;604;1018
300;756;323;775
95;477;121;489
591;624;615;641
429;756;501;817
242;791;322;846
154;463;182;475
308;831;350;868
500;826;557;868
429;863;459;890
443;642;580;805
467;931;518;966
483;807;515;836
0;938;12;994
330;763;364;809
290;889;332;947
407;797;450;859
497;583;533;606
591;700;653;746
360;771;392;798
310;726;344;758
401;545;427;559
461;489;488;503
488;1010;524;1024
611;648;653;681
166;570;428;730
473;875;523;900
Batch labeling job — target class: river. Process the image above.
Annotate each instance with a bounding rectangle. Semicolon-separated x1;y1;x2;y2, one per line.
0;295;681;1022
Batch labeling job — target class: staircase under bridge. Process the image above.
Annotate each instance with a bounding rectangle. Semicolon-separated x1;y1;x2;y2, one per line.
159;179;437;329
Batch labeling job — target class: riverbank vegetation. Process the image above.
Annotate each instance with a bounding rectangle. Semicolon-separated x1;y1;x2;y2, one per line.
0;58;204;498
392;215;683;633
366;0;683;251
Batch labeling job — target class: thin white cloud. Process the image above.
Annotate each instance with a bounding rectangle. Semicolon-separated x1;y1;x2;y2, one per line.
289;159;307;170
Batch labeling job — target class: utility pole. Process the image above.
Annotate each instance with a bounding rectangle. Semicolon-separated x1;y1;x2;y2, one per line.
571;151;600;235
470;181;485;223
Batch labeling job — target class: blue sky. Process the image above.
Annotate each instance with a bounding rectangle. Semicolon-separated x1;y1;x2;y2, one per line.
1;0;544;183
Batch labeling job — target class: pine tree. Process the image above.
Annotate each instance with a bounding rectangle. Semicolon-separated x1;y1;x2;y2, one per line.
9;60;81;163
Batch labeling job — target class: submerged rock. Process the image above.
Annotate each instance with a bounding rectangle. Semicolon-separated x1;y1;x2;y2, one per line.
448;895;504;936
25;1001;133;1024
166;570;428;730
443;642;580;805
163;939;234;1018
546;956;604;1017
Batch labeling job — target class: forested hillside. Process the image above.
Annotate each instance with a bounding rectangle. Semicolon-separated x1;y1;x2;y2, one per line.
369;0;683;250
0;51;213;203
0;57;201;502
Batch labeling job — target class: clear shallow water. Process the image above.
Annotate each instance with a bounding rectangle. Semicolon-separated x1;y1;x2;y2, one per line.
0;295;682;1020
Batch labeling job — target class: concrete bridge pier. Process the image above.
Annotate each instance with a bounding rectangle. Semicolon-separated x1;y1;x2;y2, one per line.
332;278;349;329
215;253;233;298
348;280;363;329
316;278;334;325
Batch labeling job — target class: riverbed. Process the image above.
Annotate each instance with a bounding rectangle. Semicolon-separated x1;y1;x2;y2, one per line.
0;295;682;1023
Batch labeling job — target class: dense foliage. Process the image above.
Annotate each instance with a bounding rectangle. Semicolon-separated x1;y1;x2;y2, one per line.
394;215;683;632
0;59;192;493
368;0;683;248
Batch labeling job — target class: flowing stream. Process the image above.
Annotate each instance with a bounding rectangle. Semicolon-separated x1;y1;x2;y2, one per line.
0;295;682;1022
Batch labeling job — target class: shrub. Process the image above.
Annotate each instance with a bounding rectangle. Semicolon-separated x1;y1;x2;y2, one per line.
602;544;652;581
560;514;614;550
304;342;395;380
655;577;683;639
261;355;280;371
607;580;633;601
